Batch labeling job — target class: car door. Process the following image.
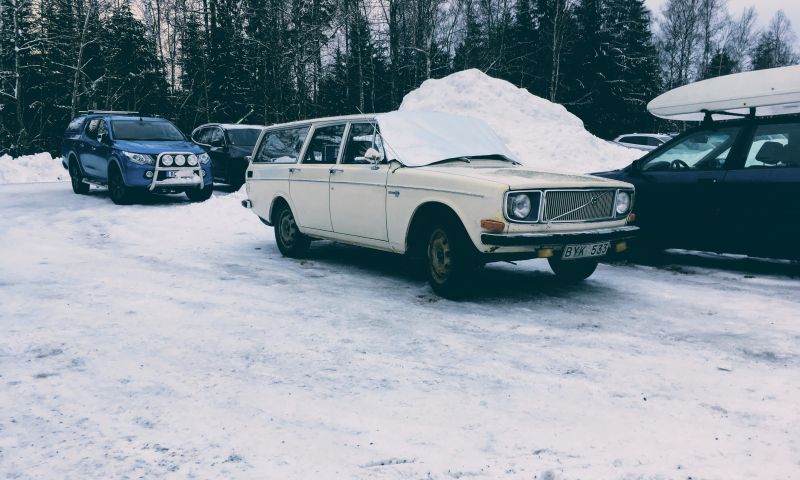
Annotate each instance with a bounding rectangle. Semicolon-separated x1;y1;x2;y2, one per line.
289;123;346;232
329;121;390;241
630;126;744;250
79;117;105;177
718;120;800;259
94;119;113;180
208;127;228;182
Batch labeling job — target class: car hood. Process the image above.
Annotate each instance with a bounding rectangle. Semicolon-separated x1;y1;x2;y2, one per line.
113;140;204;155
422;164;634;190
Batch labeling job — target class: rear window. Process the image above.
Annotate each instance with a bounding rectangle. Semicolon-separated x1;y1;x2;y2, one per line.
227;128;262;146
65;116;86;135
111;120;185;141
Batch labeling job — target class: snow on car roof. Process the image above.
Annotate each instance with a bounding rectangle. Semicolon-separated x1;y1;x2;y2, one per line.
375;111;517;167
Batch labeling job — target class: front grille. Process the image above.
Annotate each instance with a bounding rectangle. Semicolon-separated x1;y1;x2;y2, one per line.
543;189;615;223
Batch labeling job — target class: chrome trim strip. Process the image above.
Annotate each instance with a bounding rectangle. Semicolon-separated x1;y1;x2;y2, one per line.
384;185;484;198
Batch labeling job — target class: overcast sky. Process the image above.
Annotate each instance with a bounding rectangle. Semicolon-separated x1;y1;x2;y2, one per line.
644;0;800;43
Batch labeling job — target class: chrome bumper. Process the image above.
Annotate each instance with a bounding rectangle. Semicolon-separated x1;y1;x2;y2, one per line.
481;225;639;247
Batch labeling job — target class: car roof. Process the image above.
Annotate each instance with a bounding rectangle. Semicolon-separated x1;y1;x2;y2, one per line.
100;115;170;122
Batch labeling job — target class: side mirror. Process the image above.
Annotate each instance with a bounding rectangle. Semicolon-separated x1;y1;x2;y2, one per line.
355;147;384;169
245;155;253;163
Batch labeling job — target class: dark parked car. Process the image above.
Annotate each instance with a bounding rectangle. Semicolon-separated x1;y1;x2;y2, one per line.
594;115;800;260
61;111;213;204
191;124;263;189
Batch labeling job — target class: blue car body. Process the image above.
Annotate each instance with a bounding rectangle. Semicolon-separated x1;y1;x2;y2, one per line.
61;113;213;201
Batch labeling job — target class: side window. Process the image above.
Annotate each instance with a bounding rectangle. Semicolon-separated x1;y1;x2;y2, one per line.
66;116;85;134
342;122;384;165
192;128;208;144
642;128;740;171
85;118;101;139
647;137;665;147
618;136;633;144
743;123;800;168
302;124;346;165
209;128;224;146
253;126;310;164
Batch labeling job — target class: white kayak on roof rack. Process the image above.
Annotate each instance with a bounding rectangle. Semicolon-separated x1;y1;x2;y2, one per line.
647;65;800;121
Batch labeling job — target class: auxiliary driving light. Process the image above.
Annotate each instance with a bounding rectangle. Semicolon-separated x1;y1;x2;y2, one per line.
187;154;198;166
175;154;186;166
162;154;174;166
145;171;154;178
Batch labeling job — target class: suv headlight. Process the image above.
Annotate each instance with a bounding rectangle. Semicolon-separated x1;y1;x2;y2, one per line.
198;153;210;164
122;151;154;165
506;192;541;222
615;190;632;216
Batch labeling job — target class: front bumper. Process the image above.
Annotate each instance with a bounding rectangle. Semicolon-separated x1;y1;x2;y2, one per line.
481;225;639;247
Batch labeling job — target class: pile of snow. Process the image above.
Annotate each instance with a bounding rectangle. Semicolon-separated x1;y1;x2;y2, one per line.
0;152;67;184
399;69;643;174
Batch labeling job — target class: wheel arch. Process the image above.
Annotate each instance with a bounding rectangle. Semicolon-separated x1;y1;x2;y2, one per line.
267;195;292;226
405;201;470;257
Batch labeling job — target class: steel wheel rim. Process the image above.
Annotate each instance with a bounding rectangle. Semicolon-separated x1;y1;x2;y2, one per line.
279;211;297;248
429;228;452;284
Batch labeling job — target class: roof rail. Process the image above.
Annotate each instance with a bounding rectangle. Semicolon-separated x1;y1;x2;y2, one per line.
78;110;140;115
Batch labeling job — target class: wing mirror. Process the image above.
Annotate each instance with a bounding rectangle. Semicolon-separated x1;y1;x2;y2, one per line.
356;148;384;169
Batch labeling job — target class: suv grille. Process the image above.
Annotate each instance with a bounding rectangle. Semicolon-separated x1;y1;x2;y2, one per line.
543;189;615;223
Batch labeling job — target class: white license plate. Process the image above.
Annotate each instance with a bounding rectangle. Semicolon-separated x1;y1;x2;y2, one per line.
167;171;194;179
562;241;610;260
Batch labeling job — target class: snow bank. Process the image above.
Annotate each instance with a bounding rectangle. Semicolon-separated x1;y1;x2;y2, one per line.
0;152;68;184
399;69;643;174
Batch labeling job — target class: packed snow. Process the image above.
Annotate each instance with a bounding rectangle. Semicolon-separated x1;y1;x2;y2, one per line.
1;183;799;479
0;152;67;184
399;69;643;174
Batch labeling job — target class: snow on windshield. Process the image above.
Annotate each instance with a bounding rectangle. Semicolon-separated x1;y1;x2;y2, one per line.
376;111;517;167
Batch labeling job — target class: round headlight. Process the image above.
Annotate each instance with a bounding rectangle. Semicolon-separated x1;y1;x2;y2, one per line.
198;153;210;164
187;154;198;166
175;154;186;166
162;154;174;166
510;194;532;220
615;191;631;215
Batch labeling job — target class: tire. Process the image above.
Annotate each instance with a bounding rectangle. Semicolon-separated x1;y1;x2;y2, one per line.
426;217;476;298
108;165;133;205
69;158;90;195
186;184;214;202
274;204;310;257
548;257;599;283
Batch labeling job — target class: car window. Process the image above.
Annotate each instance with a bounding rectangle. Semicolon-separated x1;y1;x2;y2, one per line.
621;136;646;145
302;124;345;165
227;128;261;146
85;118;101;138
97;120;108;139
111;120;185;141
743;122;800;168
642;128;740;171
342;122;384;165
253;126;310;164
193;127;210;144
209;128;224;145
66;116;85;135
646;137;665;147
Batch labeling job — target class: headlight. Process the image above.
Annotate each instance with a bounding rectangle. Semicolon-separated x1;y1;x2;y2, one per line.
615;191;632;215
175;154;186;166
187;154;198;166
122;151;154;165
509;193;532;220
198;153;210;164
162;154;174;166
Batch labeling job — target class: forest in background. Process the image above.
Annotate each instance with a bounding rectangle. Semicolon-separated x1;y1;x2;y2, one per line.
1;0;798;155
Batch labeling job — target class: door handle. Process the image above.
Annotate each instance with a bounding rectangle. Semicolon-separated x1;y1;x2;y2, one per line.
697;178;718;184
289;167;301;173
329;168;343;174
387;190;400;197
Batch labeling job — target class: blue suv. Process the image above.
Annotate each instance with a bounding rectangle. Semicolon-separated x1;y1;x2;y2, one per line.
62;111;214;204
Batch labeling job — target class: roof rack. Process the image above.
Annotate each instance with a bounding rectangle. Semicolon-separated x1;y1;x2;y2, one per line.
78;110;140;115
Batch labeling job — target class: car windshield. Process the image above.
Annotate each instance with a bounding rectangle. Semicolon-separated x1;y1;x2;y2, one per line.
227;128;261;146
111;120;185;141
641;127;740;171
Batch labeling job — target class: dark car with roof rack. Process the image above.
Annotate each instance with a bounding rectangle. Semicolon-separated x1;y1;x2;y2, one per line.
61;111;213;204
191;123;264;189
594;65;800;260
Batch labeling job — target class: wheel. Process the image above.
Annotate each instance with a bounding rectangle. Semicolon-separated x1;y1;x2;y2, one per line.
186;184;214;202
548;257;599;283
108;165;133;205
426;218;476;298
274;204;310;257
69;158;90;194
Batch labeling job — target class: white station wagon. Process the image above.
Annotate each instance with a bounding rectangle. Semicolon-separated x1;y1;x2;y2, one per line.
242;112;638;297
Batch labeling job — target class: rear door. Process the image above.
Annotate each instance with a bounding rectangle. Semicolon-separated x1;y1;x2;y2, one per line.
719;120;800;259
329;121;389;241
207;127;228;182
632;126;744;250
289;123;346;232
80;117;105;177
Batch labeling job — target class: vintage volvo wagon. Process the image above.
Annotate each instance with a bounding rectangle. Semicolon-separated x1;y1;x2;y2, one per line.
242;112;638;297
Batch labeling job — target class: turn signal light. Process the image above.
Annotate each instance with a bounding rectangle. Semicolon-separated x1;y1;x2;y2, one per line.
627;212;636;223
615;241;628;253
480;219;505;232
537;248;554;258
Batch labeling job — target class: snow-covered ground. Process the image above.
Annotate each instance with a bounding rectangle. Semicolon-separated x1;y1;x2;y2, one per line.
2;183;799;479
400;69;643;174
0;153;67;184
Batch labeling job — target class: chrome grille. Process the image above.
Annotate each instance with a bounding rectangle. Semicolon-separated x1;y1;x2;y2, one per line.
543;189;615;223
